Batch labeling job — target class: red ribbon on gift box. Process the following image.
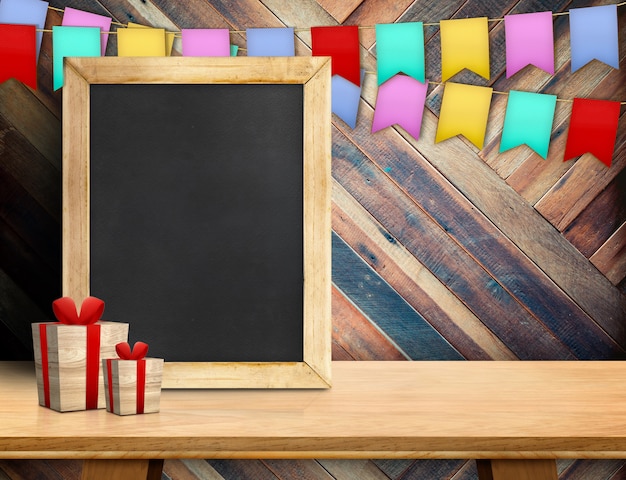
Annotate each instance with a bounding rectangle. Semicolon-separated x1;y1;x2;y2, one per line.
39;296;104;409
107;342;149;414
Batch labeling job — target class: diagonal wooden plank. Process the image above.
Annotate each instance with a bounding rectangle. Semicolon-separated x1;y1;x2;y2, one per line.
332;180;517;360
332;285;407;360
332;126;577;359
565;168;626;257
332;232;464;360
590;222;626;285
263;459;334;480
318;460;390;480
314;0;364;23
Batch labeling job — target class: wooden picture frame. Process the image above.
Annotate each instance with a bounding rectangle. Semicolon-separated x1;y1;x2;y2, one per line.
62;56;332;388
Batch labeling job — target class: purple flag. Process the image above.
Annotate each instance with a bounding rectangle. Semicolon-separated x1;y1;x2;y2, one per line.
570;5;619;72
246;28;295;57
372;74;428;140
332;71;364;129
504;11;554;77
0;0;49;60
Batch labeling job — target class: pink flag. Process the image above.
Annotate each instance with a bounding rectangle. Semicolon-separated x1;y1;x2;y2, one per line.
181;29;230;57
62;7;112;56
372;74;428;140
504;11;554;78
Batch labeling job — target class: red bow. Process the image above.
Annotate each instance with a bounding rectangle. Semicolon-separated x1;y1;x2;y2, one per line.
116;341;149;360
52;296;104;325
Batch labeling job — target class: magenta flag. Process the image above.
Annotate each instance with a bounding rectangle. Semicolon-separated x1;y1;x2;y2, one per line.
504;11;554;78
372;74;428;140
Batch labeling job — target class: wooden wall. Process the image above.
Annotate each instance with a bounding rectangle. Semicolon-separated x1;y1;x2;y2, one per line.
1;0;625;478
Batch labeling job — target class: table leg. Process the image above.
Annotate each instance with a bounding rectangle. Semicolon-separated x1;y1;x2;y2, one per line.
81;459;164;480
476;459;558;480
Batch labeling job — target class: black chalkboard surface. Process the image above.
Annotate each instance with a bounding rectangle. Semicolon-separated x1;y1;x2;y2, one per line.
90;84;304;362
62;57;332;388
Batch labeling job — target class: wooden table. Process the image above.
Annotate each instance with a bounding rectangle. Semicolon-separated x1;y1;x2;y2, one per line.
1;361;625;480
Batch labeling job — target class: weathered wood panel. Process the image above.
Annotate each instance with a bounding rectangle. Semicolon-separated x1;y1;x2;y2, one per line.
1;0;624;478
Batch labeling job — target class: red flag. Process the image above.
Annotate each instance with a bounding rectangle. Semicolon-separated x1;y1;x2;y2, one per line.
0;24;37;89
311;25;360;86
564;98;621;167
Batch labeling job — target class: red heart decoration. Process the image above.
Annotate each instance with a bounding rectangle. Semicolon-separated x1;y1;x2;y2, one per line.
116;341;149;360
52;296;104;325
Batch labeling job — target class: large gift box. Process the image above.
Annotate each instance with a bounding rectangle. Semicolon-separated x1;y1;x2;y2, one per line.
103;342;163;415
31;297;129;412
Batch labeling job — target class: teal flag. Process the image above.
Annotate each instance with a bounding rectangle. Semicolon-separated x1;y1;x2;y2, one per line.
376;22;424;85
52;26;100;90
500;90;556;159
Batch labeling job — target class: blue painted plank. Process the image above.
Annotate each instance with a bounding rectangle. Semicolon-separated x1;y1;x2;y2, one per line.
332;232;464;360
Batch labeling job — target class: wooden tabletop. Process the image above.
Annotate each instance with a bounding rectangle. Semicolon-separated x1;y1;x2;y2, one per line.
1;361;626;460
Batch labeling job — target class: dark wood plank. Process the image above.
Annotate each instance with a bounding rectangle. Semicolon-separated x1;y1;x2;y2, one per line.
332;232;464;360
317;460;391;480
208;460;279;480
332;179;516;360
590;223;626;285
262;459;334;480
0;460;64;480
398;459;467;480
564;166;626;258
0;111;60;221
332;285;407;361
332;127;578;359
559;460;625;480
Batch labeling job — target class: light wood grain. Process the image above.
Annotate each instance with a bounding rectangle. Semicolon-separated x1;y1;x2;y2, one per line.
2;361;626;460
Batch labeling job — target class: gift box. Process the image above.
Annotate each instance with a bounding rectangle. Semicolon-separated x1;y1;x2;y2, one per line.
31;297;129;412
103;342;163;415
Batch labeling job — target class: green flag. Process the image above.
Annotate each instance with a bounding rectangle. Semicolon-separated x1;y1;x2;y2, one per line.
376;22;425;85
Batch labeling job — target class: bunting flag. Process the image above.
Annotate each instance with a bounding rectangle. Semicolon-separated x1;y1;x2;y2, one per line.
127;22;174;56
372;74;428;140
375;22;425;84
118;26;167;57
570;5;619;72
311;25;361;86
440;17;490;81
52;26;100;90
231;45;239;56
500;90;557;159
435;82;493;149
504;11;554;78
247;28;295;56
332;70;364;129
181;29;230;56
62;7;111;56
564;98;621;167
0;24;38;89
0;0;49;60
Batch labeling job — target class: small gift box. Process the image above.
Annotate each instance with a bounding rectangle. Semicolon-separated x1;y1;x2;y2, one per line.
103;342;163;415
31;297;129;412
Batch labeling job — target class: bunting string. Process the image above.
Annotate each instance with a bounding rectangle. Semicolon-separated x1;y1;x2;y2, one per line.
1;0;624;166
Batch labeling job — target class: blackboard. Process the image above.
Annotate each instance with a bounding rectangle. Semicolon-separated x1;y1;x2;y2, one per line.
62;57;332;388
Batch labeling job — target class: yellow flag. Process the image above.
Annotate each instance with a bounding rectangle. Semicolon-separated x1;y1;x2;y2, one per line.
440;17;490;81
435;82;493;149
128;23;176;56
117;23;167;56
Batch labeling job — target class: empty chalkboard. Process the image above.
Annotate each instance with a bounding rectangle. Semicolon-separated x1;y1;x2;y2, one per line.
62;57;332;388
